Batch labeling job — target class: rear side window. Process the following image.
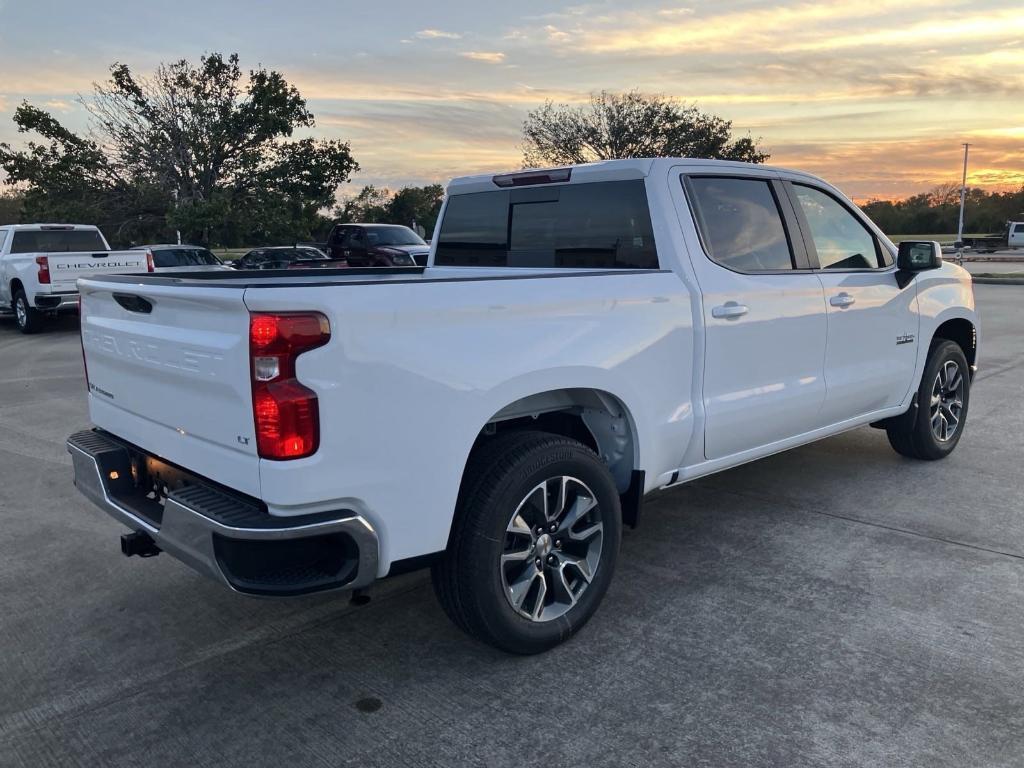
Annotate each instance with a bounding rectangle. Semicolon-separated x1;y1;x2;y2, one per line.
792;185;882;270
435;180;658;269
11;229;106;253
1014;223;1024;234
686;177;794;272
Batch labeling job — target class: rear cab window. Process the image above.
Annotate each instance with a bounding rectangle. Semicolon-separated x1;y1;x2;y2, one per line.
11;229;107;253
435;179;659;269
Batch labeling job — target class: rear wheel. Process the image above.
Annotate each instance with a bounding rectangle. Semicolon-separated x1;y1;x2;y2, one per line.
13;290;44;334
432;431;622;654
887;340;970;460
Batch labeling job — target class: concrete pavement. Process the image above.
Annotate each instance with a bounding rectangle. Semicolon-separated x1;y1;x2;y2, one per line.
1;286;1023;767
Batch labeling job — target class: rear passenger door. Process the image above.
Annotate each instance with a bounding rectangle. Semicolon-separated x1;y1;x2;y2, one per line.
680;173;829;460
785;182;919;423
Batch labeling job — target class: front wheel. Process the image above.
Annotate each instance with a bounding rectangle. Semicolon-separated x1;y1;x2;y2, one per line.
887;339;970;460
432;431;622;654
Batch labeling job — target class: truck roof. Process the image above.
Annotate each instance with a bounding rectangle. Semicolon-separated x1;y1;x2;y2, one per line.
446;157;830;195
0;223;101;231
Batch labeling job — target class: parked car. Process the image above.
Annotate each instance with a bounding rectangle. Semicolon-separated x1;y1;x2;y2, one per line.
325;224;430;266
69;158;978;654
233;246;334;270
0;223;151;333
131;244;233;273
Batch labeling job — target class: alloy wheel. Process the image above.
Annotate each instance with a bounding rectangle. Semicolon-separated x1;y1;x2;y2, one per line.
500;475;604;623
930;360;965;442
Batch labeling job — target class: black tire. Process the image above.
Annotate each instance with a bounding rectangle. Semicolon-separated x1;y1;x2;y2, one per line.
13;290;44;334
887;339;970;460
432;430;622;654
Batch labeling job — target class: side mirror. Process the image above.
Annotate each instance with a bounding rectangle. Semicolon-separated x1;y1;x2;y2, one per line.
897;241;943;272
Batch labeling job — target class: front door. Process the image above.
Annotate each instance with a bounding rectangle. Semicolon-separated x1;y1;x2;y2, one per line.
785;182;919;423
681;173;829;460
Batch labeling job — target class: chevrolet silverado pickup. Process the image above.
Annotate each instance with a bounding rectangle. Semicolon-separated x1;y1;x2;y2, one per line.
67;159;979;654
0;224;151;333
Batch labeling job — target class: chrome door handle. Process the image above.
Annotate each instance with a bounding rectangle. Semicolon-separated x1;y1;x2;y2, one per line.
711;302;749;319
830;292;856;308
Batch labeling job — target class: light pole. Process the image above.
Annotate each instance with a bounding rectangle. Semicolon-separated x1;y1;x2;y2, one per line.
956;143;969;248
172;188;182;245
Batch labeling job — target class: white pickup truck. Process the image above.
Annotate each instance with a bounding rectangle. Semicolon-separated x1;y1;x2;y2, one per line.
0;224;151;333
67;159;978;654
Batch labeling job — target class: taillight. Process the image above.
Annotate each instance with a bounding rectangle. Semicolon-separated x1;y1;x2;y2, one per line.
249;312;330;460
36;256;50;284
146;250;155;272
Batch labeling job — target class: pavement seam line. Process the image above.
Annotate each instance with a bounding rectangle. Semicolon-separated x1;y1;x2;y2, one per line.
691;482;1024;563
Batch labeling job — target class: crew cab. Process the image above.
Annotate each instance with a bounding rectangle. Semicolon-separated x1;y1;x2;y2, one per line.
68;159;978;654
0;224;150;333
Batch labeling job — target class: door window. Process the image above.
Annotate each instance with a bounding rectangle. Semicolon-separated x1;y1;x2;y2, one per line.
793;185;882;270
1013;223;1024;234
686;177;795;272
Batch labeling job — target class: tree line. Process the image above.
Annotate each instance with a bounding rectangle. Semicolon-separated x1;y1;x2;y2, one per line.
861;184;1024;236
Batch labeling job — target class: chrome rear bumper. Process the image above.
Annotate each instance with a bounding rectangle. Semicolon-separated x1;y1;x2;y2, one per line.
67;430;379;596
35;292;79;310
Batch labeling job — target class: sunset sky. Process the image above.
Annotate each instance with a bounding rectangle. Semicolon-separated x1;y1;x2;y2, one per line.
1;0;1022;201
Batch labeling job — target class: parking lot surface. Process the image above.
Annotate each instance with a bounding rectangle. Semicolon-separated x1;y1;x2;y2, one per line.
2;285;1023;767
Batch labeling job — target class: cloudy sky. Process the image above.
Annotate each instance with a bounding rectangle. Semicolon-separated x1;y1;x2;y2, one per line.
1;0;1022;200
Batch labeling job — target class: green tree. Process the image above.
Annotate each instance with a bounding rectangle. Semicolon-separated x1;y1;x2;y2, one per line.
0;53;358;246
386;184;444;233
0;190;26;225
522;90;768;168
335;184;444;234
336;185;392;223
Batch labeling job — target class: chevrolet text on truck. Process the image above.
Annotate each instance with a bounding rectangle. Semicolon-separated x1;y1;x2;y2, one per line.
68;159;978;654
0;224;151;333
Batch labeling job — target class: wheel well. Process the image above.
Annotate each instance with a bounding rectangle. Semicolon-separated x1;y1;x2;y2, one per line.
10;278;23;302
478;388;637;492
933;318;976;369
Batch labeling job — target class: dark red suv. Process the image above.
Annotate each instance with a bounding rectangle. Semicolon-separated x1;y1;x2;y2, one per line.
326;224;430;267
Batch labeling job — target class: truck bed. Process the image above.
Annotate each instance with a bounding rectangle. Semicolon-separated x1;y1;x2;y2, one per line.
77;264;693;570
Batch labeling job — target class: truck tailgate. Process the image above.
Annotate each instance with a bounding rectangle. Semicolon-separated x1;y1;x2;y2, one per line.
47;251;149;292
79;279;260;496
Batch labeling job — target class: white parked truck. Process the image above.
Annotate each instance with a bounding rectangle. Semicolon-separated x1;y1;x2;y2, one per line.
67;159;979;653
0;224;151;333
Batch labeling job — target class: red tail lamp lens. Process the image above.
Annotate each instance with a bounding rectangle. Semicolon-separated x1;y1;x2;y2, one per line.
248;312;330;460
36;256;51;284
